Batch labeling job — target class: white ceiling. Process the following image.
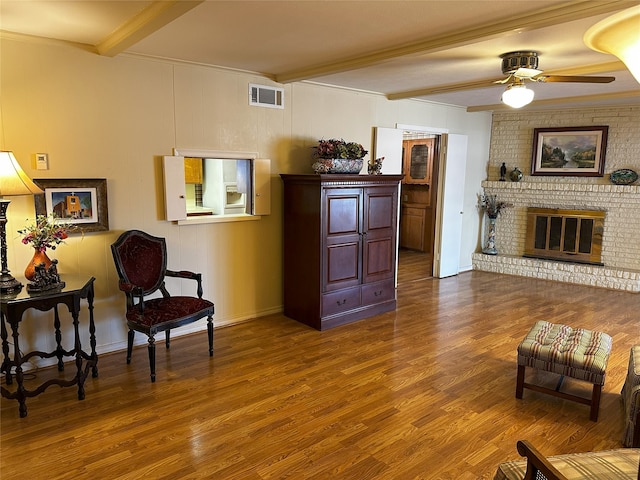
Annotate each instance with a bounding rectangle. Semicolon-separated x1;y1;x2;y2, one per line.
1;0;639;111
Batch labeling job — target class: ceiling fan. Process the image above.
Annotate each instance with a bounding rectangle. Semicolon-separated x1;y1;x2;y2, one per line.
497;51;615;108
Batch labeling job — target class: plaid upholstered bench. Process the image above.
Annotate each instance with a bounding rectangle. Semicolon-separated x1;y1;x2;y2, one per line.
516;321;612;421
493;440;640;480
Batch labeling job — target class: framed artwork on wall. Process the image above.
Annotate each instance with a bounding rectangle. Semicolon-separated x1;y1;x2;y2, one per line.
531;126;608;176
33;178;109;233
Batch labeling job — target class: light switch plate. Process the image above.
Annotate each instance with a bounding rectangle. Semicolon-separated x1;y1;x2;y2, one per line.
36;153;48;170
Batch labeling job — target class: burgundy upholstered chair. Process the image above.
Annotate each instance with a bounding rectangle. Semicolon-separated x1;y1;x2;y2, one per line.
111;230;214;382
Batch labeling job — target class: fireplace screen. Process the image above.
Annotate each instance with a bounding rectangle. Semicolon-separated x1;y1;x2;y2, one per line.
524;208;604;265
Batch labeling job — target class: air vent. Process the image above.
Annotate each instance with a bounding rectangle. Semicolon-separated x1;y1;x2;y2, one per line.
249;84;284;109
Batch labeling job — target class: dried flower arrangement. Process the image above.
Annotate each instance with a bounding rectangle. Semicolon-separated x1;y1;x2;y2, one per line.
18;213;76;252
479;193;512;218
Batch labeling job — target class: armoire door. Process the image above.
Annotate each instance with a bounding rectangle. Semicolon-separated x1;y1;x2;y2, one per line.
323;188;363;292
362;186;397;284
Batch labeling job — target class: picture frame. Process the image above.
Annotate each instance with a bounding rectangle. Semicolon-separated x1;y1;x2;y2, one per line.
531;126;608;177
33;178;109;233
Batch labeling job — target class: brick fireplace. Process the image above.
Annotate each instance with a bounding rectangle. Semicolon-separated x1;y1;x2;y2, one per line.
472;106;640;293
472;180;640;292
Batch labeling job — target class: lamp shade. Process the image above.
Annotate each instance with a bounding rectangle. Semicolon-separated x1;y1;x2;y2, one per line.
0;151;43;196
584;6;640;84
501;83;535;108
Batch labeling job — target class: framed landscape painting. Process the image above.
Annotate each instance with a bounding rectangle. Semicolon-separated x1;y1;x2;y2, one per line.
531;126;608;176
33;178;109;233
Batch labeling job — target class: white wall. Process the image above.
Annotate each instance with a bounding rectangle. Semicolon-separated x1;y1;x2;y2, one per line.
0;36;491;360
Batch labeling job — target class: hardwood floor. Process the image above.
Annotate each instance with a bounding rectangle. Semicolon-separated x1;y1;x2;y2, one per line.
397;249;432;285
2;253;639;479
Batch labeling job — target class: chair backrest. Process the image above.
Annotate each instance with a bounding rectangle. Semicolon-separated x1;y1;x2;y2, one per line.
111;230;168;295
517;441;568;480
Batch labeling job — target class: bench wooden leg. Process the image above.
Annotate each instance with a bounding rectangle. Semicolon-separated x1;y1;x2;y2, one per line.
516;364;525;399
590;384;602;422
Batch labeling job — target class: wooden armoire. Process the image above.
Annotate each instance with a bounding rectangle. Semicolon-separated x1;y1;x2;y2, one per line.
280;174;403;330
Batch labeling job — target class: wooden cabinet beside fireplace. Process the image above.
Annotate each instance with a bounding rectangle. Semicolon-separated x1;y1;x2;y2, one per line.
281;174;402;330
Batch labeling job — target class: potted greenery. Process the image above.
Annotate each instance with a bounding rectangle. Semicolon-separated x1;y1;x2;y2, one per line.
312;138;368;174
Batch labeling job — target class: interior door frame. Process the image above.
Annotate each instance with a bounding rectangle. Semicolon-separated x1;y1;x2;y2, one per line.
396;124;449;277
375;124;467;279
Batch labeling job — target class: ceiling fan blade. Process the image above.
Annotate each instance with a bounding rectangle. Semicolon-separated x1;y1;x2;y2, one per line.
535;75;615;83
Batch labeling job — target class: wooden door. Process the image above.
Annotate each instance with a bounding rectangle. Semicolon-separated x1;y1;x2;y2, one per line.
362;185;397;284
323;188;362;292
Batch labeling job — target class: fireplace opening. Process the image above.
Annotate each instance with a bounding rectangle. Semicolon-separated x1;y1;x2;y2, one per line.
524;208;604;265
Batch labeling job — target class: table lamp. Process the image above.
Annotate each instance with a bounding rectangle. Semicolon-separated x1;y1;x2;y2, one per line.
0;151;43;294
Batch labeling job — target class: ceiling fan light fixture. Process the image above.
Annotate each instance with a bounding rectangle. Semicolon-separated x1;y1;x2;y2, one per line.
584;5;640;84
501;83;534;108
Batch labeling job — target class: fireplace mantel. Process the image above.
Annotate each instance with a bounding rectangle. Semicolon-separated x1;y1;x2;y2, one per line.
481;180;640;196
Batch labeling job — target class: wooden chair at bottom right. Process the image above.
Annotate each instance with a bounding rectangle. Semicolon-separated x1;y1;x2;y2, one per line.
493;440;640;480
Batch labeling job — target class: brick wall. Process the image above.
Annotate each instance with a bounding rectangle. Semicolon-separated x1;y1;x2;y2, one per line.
472;106;640;292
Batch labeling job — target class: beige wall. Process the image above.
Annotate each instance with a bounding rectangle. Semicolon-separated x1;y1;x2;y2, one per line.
0;36;492;359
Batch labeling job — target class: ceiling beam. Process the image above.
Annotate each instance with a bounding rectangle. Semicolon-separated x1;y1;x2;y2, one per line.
0;30;97;54
387;79;504;100
386;61;628;100
467;89;640;112
96;1;204;57
274;0;635;84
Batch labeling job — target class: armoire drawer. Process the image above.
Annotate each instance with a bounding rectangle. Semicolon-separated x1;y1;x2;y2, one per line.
322;287;361;317
361;279;395;305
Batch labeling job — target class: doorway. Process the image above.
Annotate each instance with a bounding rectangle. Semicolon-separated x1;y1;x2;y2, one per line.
398;132;440;284
375;125;467;282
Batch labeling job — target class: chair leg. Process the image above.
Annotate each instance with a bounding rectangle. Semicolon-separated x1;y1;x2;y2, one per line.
165;329;170;349
148;335;156;383
590;384;602;422
516;364;525;399
126;329;134;364
207;315;214;356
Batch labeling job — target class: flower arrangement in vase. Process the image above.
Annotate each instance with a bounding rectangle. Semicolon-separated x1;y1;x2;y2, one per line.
478;192;512;255
312;138;368;174
479;193;512;219
18;213;76;280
